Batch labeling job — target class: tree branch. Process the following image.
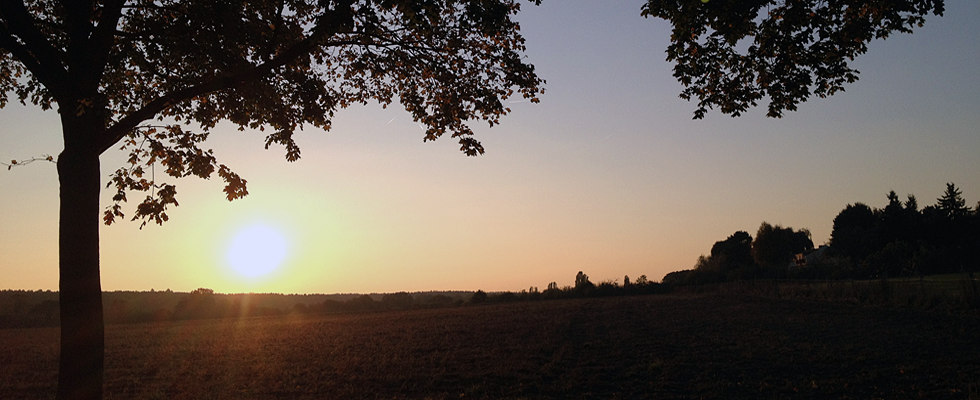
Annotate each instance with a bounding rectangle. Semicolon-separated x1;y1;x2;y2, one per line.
82;0;127;93
0;0;70;98
3;154;57;170
98;5;355;154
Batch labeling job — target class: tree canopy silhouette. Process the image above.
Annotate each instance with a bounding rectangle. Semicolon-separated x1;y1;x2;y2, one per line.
752;222;813;275
642;0;945;118
710;231;755;272
830;202;879;263
827;183;979;277
937;182;969;220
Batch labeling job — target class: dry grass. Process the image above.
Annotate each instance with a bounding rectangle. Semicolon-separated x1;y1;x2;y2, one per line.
2;294;979;399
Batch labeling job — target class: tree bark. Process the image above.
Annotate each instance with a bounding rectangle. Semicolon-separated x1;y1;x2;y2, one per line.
56;115;104;400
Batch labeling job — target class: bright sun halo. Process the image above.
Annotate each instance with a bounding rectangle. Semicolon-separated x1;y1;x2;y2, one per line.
227;225;288;277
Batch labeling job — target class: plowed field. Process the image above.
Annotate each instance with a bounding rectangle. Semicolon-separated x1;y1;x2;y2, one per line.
2;294;978;399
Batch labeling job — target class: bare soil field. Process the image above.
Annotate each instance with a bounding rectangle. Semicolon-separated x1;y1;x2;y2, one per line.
2;294;978;399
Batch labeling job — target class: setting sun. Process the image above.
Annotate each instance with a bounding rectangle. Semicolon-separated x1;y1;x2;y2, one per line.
227;225;288;277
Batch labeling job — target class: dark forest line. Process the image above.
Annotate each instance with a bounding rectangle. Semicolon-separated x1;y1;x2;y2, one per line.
0;272;668;329
664;182;980;286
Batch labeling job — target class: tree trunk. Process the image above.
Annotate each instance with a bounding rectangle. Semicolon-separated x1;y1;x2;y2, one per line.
56;119;104;400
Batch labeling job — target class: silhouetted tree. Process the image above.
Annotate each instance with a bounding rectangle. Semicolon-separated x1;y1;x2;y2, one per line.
1;2;544;397
643;0;945;118
190;288;214;296
863;191;921;277
416;294;459;308
574;271;595;296
682;231;760;284
489;291;517;302
881;191;922;246
711;231;753;265
666;182;977;281
930;183;977;272
662;270;694;287
830;203;880;267
710;231;758;280
937;183;969;220
381;292;414;310
905;194;919;212
173;288;217;320
752;222;813;277
470;290;488;304
825;185;978;277
347;295;379;312
593;280;619;297
866;241;915;278
542;282;563;299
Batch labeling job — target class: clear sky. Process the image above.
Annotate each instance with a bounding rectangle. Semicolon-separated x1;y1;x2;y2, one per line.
1;1;978;294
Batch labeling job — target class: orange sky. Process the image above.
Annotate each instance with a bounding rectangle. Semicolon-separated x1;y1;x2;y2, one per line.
2;1;978;294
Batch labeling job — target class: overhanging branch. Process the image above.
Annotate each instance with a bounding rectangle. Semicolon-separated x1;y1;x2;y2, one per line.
99;5;355;154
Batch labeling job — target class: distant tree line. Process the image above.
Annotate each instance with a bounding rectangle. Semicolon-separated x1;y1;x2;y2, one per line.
819;183;979;278
1;269;670;328
311;291;469;314
0;289;476;328
469;271;668;305
665;183;980;286
663;223;814;286
301;271;669;313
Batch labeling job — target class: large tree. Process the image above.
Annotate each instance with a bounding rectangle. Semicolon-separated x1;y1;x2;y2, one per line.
1;1;542;399
830;202;880;263
1;0;946;399
709;230;758;280
752;222;814;276
937;182;969;220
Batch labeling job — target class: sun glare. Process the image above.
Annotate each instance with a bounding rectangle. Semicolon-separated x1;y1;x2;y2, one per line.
227;225;288;277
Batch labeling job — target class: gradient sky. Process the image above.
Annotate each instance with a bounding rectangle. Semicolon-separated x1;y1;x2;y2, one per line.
2;1;978;294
